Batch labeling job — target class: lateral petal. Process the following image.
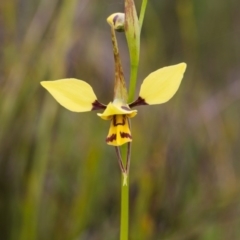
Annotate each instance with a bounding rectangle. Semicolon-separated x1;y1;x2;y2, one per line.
41;79;102;112
138;63;187;105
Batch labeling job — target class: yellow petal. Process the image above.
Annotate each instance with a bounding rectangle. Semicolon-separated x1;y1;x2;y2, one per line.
106;115;132;146
97;101;137;120
139;63;187;105
41;79;98;112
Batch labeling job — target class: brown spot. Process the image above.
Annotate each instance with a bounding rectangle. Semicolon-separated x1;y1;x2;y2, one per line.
106;134;116;143
120;132;132;139
129;97;148;108
113;115;126;126
92;100;106;111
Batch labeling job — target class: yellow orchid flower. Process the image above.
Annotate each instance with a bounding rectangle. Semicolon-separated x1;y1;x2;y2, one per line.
41;15;187;147
41;61;186;146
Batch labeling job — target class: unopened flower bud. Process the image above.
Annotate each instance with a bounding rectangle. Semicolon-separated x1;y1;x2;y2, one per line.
107;13;125;32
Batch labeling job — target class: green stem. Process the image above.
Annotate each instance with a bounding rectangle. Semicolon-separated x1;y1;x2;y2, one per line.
128;64;139;102
120;1;149;239
139;0;148;31
120;172;129;240
127;0;148;103
120;135;131;240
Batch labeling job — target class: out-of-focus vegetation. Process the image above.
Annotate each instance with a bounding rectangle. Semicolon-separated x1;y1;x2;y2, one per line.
1;0;240;239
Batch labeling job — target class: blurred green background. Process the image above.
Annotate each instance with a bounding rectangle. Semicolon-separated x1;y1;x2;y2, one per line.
1;0;240;239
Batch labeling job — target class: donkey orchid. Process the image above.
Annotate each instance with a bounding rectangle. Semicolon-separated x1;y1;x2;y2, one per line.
41;14;187;147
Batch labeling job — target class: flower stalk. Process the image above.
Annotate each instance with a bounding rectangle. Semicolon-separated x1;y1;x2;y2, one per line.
120;1;148;239
120;172;129;240
40;1;187;239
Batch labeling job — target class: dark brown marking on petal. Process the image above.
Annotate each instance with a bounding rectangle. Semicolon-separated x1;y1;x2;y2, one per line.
92;100;106;111
129;97;148;108
106;134;116;143
113;115;126;126
121;106;131;111
120;132;132;139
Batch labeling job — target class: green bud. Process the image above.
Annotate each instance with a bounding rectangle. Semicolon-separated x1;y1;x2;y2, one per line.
107;13;125;32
